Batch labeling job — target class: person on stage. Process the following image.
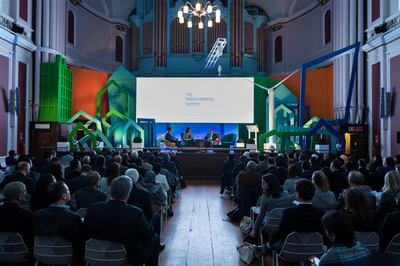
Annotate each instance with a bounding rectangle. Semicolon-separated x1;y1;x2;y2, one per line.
182;127;195;146
204;128;219;147
165;127;180;146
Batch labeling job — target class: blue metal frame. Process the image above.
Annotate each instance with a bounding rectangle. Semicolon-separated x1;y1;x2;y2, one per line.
299;42;361;127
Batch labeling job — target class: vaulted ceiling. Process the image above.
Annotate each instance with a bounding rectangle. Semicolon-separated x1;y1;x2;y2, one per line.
83;0;316;22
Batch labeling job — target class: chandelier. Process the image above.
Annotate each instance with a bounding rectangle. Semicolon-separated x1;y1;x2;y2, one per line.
177;1;221;29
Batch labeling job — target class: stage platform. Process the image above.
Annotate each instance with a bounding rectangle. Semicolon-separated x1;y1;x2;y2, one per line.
143;147;247;180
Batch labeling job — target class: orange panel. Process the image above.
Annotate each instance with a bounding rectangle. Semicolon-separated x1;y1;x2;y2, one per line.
272;64;334;119
71;66;110;117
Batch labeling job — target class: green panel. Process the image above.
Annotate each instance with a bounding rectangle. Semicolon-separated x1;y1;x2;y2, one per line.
39;55;72;122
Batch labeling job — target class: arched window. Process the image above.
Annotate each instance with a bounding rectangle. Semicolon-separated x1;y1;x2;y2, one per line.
67;10;75;45
115;36;123;63
274;36;282;63
324;10;331;44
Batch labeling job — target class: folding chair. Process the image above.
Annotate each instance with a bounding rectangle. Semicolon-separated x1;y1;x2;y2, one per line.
384;233;400;263
0;232;30;262
85;238;128;266
354;231;379;251
273;232;324;266
34;236;73;265
263;208;285;234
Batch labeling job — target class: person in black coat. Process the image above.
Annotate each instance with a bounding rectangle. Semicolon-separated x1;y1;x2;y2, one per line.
0;162;34;195
379;210;400;252
64;158;81;181
84;176;160;266
126;169;153;223
256;179;326;254
34;181;86;265
0;181;34;252
74;171;107;209
68;164;91;194
5;149;18;167
30;174;56;212
220;154;236;195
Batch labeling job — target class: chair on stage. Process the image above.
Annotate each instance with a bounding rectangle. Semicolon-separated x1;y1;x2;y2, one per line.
221;133;236;148
159;134;176;148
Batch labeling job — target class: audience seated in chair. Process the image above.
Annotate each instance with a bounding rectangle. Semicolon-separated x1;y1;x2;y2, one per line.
84;176;160;266
311;171;336;212
75;171;107;209
0;181;34;253
33;181;86;265
30;174;56;212
0;161;34;196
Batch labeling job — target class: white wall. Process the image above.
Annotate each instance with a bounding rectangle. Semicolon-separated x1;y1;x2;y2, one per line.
264;1;333;75
66;2;132;73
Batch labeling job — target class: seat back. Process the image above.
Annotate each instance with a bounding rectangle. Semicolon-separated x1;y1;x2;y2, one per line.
279;232;324;263
354;231;379;251
385;233;400;260
85;238;128;266
0;232;29;262
34;236;73;265
263;208;285;233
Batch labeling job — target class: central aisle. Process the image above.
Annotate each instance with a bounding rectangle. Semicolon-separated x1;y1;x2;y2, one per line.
159;180;249;266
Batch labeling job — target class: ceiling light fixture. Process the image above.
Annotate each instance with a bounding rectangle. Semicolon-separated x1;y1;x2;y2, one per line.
177;1;221;29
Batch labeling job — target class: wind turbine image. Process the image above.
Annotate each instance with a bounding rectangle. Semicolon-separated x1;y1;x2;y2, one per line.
251;70;298;149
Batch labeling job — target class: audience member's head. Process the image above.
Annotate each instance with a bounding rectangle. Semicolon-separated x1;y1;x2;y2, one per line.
125;168;140;184
312;171;330;192
106;162;120;186
82;155;91;165
383;170;400;193
344;161;355;172
86;171;101;188
257;154;265;162
275;155;286;168
227;154;235;161
47;181;70;205
322;211;355;247
262;174;281;198
42;151;52;160
113;155;122;165
294;179;315;202
246;160;257;171
121;154;129;166
50;163;63;180
110;176;132;202
81;164;91;175
3;181;26;202
8;150;16;158
330;159;342;171
344;189;373;228
358;159;367;169
302;160;311;171
384;156;395;167
34;174;56;195
70;158;81;171
143;171;156;184
96;155;106;168
130;151;138;160
347;170;364;187
288;164;301;179
153;162;162;175
16;161;30;176
267;157;275;167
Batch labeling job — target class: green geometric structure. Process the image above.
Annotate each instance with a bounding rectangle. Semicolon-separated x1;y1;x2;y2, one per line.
39;55;72;122
303;116;320;128
275;104;296;130
107;66;137;120
101;108;129;135
67;110;102;134
68;122;96;152
96;80;127;118
122;120;145;148
78;130;113;150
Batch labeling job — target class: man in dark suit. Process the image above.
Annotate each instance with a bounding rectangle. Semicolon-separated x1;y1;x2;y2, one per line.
0;181;34;251
5;149;18;167
85;176;160;266
0;161;34;195
220;154;236;196
39;151;54;175
256;179;325;254
376;156;396;190
204;128;218;147
68;164;91;194
34;181;86;265
164;127;180;146
74;171;107;209
64;158;81;181
270;155;288;185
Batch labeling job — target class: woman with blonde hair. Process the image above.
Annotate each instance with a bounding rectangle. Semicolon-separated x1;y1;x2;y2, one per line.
378;170;400;221
312;171;336;211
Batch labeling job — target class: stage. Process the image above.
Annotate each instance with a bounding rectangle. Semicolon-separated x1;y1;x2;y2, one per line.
144;147;246;179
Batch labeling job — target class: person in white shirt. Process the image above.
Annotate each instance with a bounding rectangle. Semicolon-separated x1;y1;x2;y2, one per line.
153;163;169;193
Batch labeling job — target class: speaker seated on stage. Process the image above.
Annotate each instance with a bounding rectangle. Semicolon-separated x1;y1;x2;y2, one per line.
181;127;195;146
204;128;219;147
164;127;180;147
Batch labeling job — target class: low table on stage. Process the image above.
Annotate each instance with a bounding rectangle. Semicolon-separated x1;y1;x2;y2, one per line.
195;139;205;149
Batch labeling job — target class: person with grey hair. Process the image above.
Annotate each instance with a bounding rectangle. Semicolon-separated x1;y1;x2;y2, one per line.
0;181;34;252
75;171;107;209
0;161;34;195
336;170;376;210
85;176;161;266
235;159;262;219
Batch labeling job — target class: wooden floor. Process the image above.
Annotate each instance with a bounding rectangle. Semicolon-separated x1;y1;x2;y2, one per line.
159;180;259;266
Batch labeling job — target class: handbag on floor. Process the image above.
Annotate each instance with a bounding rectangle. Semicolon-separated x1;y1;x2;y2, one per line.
237;241;255;264
239;216;253;234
